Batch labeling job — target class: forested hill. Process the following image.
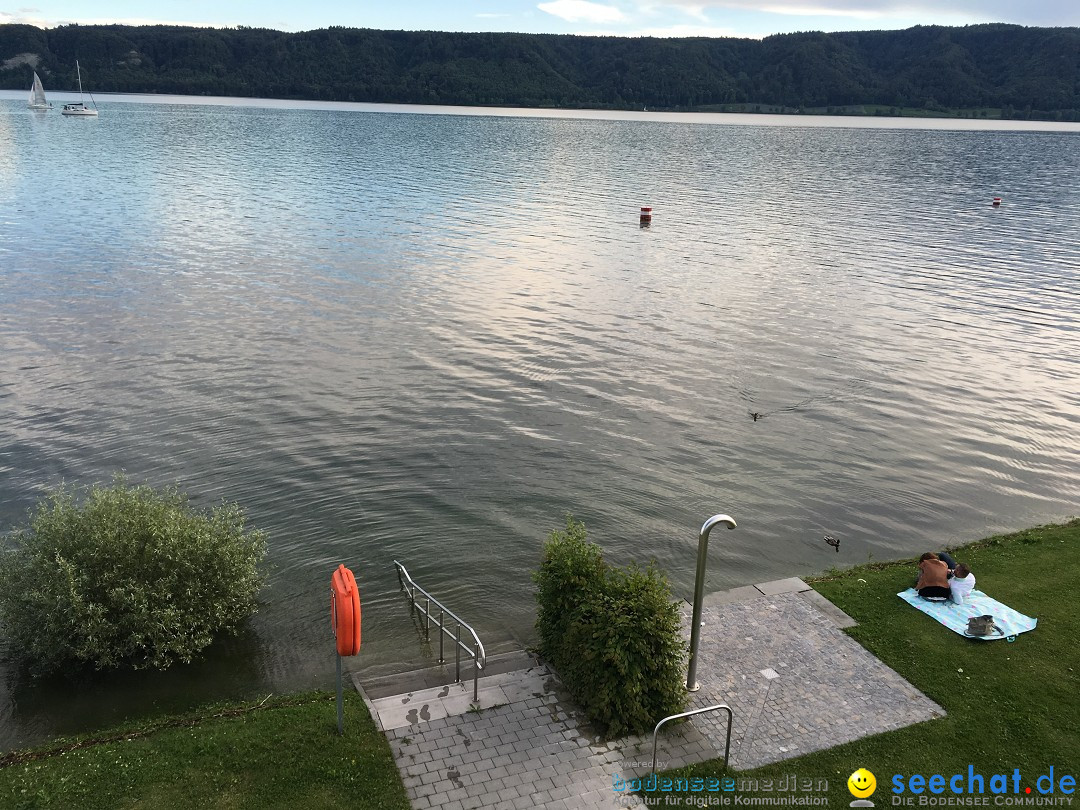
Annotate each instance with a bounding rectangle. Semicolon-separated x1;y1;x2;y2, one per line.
2;22;1078;118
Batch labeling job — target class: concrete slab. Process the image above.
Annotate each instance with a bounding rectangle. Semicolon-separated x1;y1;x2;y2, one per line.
375;693;451;731
703;585;762;607
439;684;510;716
754;577;813;596
384;679;472;707
497;671;561;705
471;662;554;692
370;679;525;732
798;588;858;629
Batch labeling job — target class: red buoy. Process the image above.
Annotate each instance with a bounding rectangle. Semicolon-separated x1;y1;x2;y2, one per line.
992;197;1002;206
640;206;653;221
331;564;362;657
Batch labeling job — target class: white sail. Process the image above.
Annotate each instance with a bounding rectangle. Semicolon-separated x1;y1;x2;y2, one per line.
28;71;49;109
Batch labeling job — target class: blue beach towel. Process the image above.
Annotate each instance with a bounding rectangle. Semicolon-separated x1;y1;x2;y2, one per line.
897;588;1037;640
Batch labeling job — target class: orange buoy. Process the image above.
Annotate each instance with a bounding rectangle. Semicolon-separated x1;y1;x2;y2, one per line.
331;564;362;657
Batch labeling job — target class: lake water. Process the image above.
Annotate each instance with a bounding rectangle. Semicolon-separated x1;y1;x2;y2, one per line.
1;92;1078;750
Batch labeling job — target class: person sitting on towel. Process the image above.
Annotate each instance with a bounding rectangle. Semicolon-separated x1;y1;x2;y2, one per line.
949;563;975;605
937;550;958;574
916;552;951;600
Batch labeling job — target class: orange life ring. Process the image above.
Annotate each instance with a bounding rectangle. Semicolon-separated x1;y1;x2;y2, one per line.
331;564;362;657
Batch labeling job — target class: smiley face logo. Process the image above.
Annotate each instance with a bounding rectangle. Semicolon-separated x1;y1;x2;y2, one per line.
848;769;877;799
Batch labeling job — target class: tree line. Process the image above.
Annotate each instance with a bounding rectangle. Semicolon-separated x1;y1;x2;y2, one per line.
1;22;1077;119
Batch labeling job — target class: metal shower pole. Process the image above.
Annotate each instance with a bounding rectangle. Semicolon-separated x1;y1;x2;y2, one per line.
686;513;737;692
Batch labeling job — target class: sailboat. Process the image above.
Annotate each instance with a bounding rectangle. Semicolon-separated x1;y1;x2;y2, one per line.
28;71;51;109
61;60;98;116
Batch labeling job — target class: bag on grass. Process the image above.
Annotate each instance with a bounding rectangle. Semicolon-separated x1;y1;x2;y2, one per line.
966;615;999;637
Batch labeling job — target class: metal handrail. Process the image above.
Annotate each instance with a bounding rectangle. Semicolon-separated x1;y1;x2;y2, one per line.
394;560;487;702
651;703;733;774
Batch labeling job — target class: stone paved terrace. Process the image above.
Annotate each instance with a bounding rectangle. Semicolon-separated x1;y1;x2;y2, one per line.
684;581;944;768
355;578;945;810
362;663;709;809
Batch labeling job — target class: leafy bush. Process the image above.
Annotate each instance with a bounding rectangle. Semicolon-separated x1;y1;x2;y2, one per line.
0;477;267;675
534;516;687;737
534;516;605;657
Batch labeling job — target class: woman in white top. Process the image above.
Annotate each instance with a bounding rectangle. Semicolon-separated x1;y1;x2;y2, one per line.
949;563;975;605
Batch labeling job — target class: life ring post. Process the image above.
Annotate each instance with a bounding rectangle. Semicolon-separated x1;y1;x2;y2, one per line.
330;564;363;734
337;652;344;735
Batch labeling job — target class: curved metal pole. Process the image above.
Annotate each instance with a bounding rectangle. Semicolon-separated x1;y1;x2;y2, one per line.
687;514;737;692
651;703;732;774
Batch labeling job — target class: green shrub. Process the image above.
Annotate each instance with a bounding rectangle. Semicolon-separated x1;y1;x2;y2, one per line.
0;477;267;675
533;515;605;657
534;516;687;738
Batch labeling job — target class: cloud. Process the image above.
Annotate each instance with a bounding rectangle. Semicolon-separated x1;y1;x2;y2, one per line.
652;0;895;17
582;22;750;36
0;10;43;25
674;4;711;22
538;0;627;24
1;12;254;29
2;7;254;29
635;22;749;36
649;0;1080;26
57;17;230;27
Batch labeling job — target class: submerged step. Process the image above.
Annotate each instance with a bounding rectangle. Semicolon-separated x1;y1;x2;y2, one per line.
361;663;557;732
354;649;538;700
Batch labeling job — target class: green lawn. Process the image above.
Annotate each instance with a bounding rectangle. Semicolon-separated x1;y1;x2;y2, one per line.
0;691;410;810
655;519;1080;806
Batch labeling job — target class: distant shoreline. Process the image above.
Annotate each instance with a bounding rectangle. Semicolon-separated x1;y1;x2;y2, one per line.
5;90;1080;134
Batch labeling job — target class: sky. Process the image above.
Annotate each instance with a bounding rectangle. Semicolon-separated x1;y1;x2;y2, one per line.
1;0;1077;40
